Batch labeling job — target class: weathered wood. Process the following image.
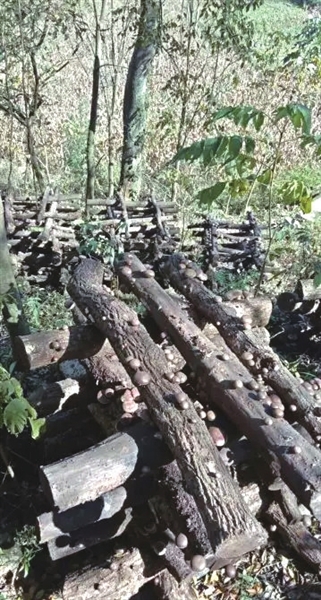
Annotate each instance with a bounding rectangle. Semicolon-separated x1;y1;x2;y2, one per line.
222;297;272;328
83;340;132;389
15;325;105;370
116;254;321;519
40;430;139;510
295;279;321;302
266;502;321;571
153;570;197;600
48;508;133;560
38;487;127;543
28;378;81;415
160;254;321;440
62;546;162;600
42;416;105;464
156;462;214;558
68;258;267;569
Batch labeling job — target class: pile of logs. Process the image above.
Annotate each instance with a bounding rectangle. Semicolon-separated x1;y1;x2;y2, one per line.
2;188;265;288
274;278;321;357
13;252;321;599
188;211;264;271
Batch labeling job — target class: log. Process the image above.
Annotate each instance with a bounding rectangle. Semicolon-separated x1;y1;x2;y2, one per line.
38;487;127;543
153;570;196;600
28;378;81;415
47;508;133;560
295;279;321;302
40;430;139;510
42;413;105;464
67;258;267;569
62;545;162;600
266;502;321;571
14;325;105;370
82;340;132;389
160;254;321;440
116;254;321;519
39;199;58;241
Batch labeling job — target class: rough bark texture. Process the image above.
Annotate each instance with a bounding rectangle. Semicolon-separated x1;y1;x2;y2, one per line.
28;378;82;416
0;198;29;339
120;0;161;199
160;253;321;439
47;508;133;561
38;486;127;544
68;257;267;569
295;279;321;302
85;0;108;205
266;502;321;571
116;253;321;519
40;430;139;510
62;546;162;600
153;570;197;600
15;325;105;370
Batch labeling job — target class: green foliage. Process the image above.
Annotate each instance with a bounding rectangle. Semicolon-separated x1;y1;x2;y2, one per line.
172;103;318;212
0;365;45;438
23;287;72;331
14;526;41;577
214;269;260;295
78;220;126;265
62;108;88;192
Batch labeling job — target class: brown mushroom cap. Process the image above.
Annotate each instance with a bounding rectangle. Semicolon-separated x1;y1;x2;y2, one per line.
209;426;225;447
121;265;132;277
225;564;236;578
128;358;141;370
176;533;188;549
191;555;206;572
133;371;151;386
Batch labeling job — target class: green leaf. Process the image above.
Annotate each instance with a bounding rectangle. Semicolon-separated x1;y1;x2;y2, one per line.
245;137;255;154
28;417;46;440
253;111;264;131
202;137;222;166
257;169;272;185
314;273;321;288
228;136;242;159
274;104;311;134
3;398;28;435
173;140;204;163
197;182;226;206
211;106;235;122
300;195;312;214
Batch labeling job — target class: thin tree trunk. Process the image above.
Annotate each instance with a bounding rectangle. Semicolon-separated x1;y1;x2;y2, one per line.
85;0;108;212
26;121;45;194
119;0;161;201
0;199;29;340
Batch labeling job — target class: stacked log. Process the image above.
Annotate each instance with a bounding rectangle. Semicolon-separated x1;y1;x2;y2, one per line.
188;211;265;271
12;250;321;596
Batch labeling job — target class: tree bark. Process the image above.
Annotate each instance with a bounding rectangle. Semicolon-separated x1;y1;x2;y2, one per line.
0;198;29;340
15;325;105;370
40;429;139;510
115;253;321;520
62;546;162;600
159;254;321;440
26;121;45;193
85;0;108;209
67;258;267;569
119;0;161;200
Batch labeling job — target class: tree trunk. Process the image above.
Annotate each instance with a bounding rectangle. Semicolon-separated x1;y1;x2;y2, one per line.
119;0;161;200
0;198;29;340
85;0;108;210
26;121;45;193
